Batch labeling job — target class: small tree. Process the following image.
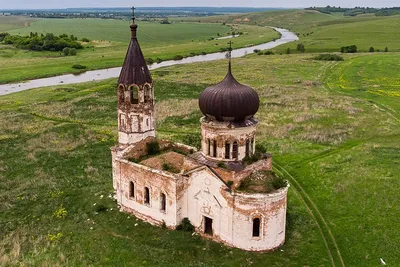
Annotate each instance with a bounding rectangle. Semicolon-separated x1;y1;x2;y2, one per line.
62;47;70;56
286;48;291;54
369;46;375;52
297;43;305;52
385;47;389;52
69;48;77;56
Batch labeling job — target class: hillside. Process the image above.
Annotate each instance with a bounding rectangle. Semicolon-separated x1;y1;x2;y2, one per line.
0;19;279;83
180;9;400;52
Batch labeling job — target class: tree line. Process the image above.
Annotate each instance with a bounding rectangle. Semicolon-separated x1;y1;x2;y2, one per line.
306;6;400;17
0;32;86;52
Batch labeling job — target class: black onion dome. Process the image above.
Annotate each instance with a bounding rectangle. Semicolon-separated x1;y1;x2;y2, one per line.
199;64;260;122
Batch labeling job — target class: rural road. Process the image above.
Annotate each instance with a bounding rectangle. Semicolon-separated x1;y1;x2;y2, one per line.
0;27;298;96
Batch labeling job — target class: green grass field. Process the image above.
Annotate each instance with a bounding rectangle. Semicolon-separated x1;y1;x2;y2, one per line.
0;18;279;84
7;19;229;44
0;16;37;32
182;9;400;53
1;52;399;266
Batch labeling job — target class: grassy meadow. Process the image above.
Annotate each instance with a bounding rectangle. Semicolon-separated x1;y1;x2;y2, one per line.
1;52;399;266
181;9;400;53
0;16;37;32
0;18;279;84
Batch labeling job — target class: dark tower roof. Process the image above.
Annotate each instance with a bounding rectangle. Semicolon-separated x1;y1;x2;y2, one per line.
118;8;152;86
199;61;260;122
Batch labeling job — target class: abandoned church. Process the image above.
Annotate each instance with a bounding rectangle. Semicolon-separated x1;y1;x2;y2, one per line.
111;14;289;251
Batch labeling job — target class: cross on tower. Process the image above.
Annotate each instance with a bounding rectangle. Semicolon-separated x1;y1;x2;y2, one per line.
227;41;233;60
228;41;233;51
131;6;136;23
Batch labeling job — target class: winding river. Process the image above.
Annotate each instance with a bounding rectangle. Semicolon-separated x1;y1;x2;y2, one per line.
0;27;298;96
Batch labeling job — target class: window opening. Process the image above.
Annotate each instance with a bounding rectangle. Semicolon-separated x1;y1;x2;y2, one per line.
144;187;150;204
225;142;230;159
160;193;166;212
232;141;238;160
253;218;260;237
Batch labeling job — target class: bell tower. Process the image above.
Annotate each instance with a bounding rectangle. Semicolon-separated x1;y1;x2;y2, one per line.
117;7;155;145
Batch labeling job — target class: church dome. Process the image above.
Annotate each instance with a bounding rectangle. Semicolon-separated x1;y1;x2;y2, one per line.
199;63;260;122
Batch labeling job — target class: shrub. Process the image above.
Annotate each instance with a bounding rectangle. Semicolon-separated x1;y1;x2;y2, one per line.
286;48;291;54
173;55;184;60
385;47;389;52
264;50;274;55
217;162;227;168
314;54;344;61
297;43;305;52
162;163;179;173
146;141;160;155
160;19;171;24
0;32;9;42
63;47;70;56
227;180;234;188
69;48;77;55
81;37;90;42
201;51;207;55
162;163;171;171
340;45;357;53
72;64;87;69
253;49;261;53
146;58;154;65
156;58;163;63
243;154;262;165
271;175;288;190
176;218;194;232
369;46;375;52
255;143;267;154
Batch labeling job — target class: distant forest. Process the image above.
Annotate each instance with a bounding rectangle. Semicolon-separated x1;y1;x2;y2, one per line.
306;6;400;16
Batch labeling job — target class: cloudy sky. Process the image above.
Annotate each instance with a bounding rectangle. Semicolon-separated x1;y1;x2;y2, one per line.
0;0;398;9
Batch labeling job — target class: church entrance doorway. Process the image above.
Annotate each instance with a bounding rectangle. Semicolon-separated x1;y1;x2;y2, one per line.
204;216;213;235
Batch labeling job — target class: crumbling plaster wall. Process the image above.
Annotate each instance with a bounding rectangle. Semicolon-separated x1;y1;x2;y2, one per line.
117;83;156;145
114;158;180;227
181;168;289;251
201;120;257;161
230;189;288;251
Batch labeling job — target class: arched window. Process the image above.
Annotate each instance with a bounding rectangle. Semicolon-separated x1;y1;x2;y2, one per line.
129;86;138;104
213;140;217;157
253;218;260;237
225;142;230;159
160;193;166;212
207;139;211;155
144;187;150;205
118;85;125;103
129;182;135;199
144;85;152;103
245;140;250;157
232;141;238;160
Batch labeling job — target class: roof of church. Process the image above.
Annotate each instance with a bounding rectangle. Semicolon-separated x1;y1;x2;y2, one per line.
118;15;152;86
198;61;260;122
